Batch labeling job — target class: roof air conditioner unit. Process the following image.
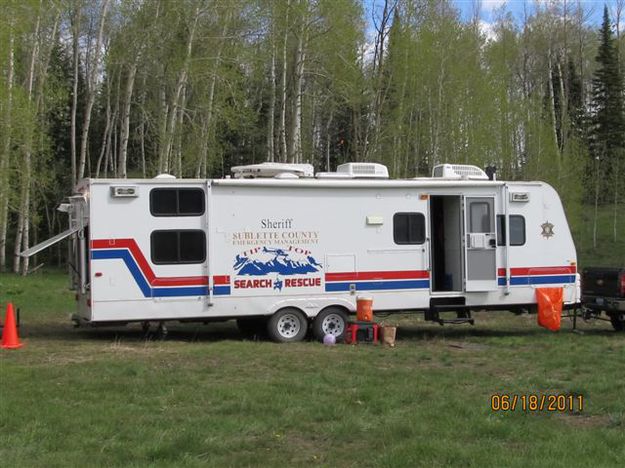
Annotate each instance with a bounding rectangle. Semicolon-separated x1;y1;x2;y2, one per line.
231;162;314;179
336;163;389;179
432;164;488;180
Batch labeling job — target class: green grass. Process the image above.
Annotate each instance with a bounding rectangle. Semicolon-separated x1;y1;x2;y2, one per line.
1;271;624;467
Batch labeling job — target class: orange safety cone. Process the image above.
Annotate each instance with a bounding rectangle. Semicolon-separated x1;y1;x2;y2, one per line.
1;303;23;349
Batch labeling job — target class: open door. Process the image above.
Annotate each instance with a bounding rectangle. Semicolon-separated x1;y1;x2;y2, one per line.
464;196;498;291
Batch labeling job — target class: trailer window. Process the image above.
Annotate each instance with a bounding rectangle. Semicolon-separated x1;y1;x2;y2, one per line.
151;230;206;264
496;215;526;246
393;213;425;244
470;202;491;233
150;188;205;216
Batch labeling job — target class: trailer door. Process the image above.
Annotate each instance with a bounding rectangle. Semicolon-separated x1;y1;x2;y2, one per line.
464;196;498;291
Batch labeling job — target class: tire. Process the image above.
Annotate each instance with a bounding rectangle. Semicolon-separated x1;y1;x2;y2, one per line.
312;307;348;342
237;317;267;339
610;314;625;332
267;308;308;343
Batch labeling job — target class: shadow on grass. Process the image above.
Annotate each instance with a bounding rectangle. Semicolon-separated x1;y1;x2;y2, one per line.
16;317;619;345
17;320;245;343
395;324;618;340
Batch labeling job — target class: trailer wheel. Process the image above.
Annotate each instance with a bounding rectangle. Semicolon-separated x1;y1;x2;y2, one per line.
610;314;625;332
312;307;348;342
267;308;308;343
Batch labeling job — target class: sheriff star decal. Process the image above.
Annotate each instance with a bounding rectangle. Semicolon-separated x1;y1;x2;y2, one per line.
541;221;555;239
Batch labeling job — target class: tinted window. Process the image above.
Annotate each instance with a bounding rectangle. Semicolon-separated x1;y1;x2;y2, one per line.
178;189;204;215
393;213;425;245
180;231;205;262
150;188;205;216
151;230;206;264
151;189;177;215
497;215;526;246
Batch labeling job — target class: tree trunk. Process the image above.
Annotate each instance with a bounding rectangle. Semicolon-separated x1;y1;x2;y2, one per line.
278;0;290;162
24;8;60;274
289;14;306;164
593;156;601;249
196;115;210;178
117;60;137;178
161;9;199;174
367;0;391;161
137;71;147;178
325;111;333;171
267;32;276;162
174;85;187;177
70;2;81;188
0;21;15;271
77;0;110;181
547;51;562;181
158;83;169;173
96;74;112;177
196;15;229;177
14;5;41;274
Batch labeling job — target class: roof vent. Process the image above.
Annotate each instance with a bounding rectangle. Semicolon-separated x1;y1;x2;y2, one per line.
231;162;314;179
274;172;299;179
154;173;176;179
335;162;389;179
432;164;488;180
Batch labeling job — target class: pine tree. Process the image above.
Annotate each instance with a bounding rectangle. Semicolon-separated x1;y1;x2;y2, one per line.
590;6;625;184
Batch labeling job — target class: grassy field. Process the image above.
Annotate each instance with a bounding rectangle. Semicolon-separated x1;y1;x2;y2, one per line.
1;271;624;467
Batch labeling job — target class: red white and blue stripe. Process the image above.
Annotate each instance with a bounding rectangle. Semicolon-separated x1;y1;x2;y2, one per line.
497;266;576;286
91;239;575;297
324;270;430;292
212;275;231;296
91;239;230;297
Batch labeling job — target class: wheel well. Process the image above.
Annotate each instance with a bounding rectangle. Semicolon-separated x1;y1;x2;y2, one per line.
275;306;306;316
319;304;350;316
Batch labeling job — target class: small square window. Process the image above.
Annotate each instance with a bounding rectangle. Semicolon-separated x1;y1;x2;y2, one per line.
393;213;425;245
497;215;526;246
150;188;205;216
151;230;206;264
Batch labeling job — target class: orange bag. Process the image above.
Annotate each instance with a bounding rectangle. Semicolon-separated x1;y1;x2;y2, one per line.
536;288;563;331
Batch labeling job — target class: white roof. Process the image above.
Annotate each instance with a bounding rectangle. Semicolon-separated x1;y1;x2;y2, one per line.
85;177;544;189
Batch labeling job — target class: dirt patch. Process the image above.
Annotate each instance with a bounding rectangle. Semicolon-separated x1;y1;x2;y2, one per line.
446;341;488;351
554;413;611;428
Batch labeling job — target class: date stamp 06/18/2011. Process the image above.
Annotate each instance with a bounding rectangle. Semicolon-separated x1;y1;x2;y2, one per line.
490;394;584;412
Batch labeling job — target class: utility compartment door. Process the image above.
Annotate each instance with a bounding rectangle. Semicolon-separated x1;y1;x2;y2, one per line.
464;196;498;291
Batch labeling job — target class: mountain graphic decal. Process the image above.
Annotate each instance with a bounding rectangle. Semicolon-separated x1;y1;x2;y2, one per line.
234;247;322;276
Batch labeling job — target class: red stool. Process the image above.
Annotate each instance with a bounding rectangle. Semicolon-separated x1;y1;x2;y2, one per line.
345;321;379;344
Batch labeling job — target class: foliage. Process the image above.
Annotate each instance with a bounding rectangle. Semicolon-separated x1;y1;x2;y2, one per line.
589;6;625;206
0;0;623;270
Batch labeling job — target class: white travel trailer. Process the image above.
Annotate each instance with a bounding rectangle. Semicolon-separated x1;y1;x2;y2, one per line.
23;163;581;342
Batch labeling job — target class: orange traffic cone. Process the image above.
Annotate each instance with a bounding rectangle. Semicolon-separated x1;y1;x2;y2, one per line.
1;303;23;349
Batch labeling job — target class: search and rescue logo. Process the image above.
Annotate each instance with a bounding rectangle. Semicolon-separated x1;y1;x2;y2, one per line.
232;246;322;291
